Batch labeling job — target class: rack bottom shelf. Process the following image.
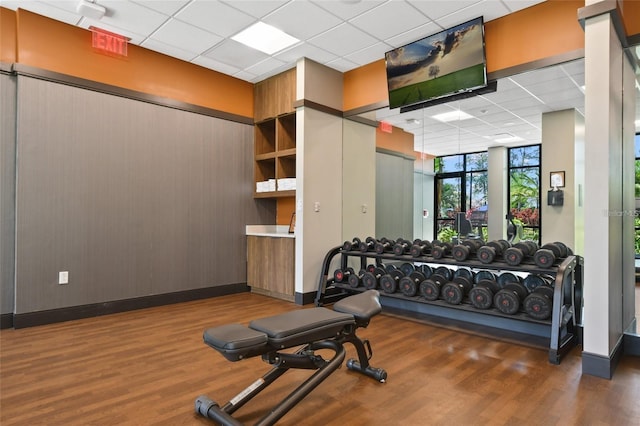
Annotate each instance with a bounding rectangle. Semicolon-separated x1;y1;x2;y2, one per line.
324;283;579;364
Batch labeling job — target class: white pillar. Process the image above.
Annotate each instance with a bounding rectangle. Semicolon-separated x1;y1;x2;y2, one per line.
581;4;635;378
487;146;507;241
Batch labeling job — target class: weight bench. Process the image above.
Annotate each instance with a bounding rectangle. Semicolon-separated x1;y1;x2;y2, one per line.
195;290;387;426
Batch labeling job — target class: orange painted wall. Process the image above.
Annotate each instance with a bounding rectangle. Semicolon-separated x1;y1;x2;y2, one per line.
0;8;16;63
276;197;296;226
485;0;584;74
621;0;640;37
343;60;388;112
376;126;415;156
343;0;586;112
8;8;253;118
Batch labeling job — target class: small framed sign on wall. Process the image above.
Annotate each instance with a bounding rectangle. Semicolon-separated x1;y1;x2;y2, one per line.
550;171;565;188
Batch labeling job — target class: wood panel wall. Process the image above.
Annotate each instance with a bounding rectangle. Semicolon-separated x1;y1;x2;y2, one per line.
0;72;16;316
13;76;274;314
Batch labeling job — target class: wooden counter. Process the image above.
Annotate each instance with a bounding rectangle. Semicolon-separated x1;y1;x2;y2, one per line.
246;226;294;302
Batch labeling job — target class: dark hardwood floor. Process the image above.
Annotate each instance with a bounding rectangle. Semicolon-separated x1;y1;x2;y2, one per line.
1;292;639;425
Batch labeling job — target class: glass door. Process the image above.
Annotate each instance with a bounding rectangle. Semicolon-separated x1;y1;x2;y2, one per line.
435;173;465;241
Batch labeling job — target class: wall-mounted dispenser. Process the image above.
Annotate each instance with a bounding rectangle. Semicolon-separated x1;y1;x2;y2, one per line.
547;189;564;206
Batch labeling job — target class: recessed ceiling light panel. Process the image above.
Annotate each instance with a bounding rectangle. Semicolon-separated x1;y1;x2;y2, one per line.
494;133;524;143
232;22;299;55
431;110;474;122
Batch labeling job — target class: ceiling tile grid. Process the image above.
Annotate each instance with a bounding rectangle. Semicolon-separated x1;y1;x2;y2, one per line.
3;1;628;156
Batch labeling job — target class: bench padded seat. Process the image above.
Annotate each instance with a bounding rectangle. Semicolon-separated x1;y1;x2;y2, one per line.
250;308;355;348
203;324;268;361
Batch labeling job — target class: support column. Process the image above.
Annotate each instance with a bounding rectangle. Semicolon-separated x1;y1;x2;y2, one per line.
487;146;507;241
580;1;636;378
540;109;583;248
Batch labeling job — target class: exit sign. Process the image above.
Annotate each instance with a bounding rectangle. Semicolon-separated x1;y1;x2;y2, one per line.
89;27;129;57
379;121;392;133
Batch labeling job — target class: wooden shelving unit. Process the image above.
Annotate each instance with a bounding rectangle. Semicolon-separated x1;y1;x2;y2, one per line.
253;69;297;199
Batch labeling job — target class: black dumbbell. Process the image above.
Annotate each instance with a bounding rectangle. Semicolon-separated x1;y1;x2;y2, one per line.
348;269;366;288
469;278;500;310
333;267;355;283
392;238;412;256
380;267;404;294
503;241;539;266
441;275;473;305
419;272;448;301
493;281;528;314
374;237;394;254
454;268;474;281
342;237;361;251
533;242;571;267
522;273;553;293
399;262;415;276
451;239;484;261
362;267;385;289
474;270;496;284
477;240;511;264
417;264;433;279
433;266;453;281
431;241;452;259
410;240;432;257
524;285;554;320
399;271;427;297
359;236;377;253
496;272;522;289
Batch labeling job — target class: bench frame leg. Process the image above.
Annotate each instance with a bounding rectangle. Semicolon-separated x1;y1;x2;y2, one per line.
196;339;345;426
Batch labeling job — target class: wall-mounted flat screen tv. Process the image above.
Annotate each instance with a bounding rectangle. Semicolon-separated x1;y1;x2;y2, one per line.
385;17;487;110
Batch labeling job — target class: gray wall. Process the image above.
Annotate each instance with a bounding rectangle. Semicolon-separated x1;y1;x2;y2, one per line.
376;150;414;239
1;72;17;315
12;76;273;314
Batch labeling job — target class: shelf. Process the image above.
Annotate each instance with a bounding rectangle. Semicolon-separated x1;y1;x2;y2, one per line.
255;120;276;156
253;71;297;200
253;114;297;199
253;190;295;199
277;148;296;158
254;159;275;183
277;112;296;151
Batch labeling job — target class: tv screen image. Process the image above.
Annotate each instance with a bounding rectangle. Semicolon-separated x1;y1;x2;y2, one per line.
385;17;487;110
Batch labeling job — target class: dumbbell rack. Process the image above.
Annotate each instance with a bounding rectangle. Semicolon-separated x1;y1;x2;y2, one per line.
314;245;583;365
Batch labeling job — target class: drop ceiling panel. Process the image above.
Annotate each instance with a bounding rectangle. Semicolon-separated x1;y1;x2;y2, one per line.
148;18;224;55
175;0;255;37
385;21;443;49
221;0;288;19
95;1;170;34
308;23;380;57
131;0;190;16
263;0;343;40
409;0;481;21
349;1;430;41
274;43;338;65
141;38;198;62
311;0;385;21
202;39;269;69
345;42;393;67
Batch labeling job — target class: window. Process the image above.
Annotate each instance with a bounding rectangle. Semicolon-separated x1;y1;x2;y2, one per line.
434;152;488;241
508;145;541;244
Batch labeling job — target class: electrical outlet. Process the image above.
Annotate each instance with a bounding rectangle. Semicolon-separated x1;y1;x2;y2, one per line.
58;271;69;285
